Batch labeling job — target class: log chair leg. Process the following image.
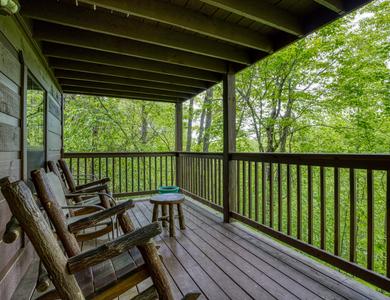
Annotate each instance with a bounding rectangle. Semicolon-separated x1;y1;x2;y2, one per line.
161;205;168;228
117;213;174;300
177;203;185;230
169;204;175;237
152;204;159;223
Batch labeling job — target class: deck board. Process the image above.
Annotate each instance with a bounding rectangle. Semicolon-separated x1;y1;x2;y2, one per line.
25;198;389;300
134;199;388;300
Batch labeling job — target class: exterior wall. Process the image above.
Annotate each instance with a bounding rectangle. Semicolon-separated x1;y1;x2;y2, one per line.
0;15;63;300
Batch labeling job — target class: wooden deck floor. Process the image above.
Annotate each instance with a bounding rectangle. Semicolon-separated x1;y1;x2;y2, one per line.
19;198;388;300
129;199;388;300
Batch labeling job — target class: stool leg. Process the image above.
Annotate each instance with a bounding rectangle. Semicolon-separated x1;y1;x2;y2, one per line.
169;204;175;237
177;204;185;230
152;204;159;223
161;205;168;228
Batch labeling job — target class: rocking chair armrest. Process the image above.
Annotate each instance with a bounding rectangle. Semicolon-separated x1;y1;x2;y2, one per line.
61;205;105;212
75;183;109;193
75;178;110;191
68;200;134;233
67;222;161;274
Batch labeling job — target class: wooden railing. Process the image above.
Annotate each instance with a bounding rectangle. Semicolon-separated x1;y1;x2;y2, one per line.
178;152;223;212
230;153;390;292
63;152;176;196
63;151;390;291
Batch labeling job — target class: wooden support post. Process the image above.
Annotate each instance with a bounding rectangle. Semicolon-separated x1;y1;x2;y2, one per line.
175;102;183;188
222;68;236;223
19;51;28;181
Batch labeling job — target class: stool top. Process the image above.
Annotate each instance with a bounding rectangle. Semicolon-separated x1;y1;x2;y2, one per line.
150;193;185;204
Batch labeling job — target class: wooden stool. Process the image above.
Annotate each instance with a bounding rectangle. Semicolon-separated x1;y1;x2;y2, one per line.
150;193;185;237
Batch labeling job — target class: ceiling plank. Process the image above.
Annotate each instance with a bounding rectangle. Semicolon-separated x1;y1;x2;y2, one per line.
42;43;220;82
314;0;345;14
59;79;191;99
49;58;211;89
21;0;252;64
198;0;303;36
33;22;228;74
62;86;181;103
55;70;202;95
79;0;272;52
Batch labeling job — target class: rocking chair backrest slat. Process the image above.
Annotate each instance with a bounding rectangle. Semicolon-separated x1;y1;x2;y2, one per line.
48;160;69;192
32;169;81;257
46;172;70;216
59;159;78;192
0;178;84;300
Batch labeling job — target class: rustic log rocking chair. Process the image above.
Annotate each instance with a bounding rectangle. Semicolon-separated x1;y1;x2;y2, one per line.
1;176;177;300
33;170;115;242
57;159;112;196
48;160;112;209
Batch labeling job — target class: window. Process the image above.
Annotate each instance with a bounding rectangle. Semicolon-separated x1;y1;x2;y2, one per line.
26;75;45;179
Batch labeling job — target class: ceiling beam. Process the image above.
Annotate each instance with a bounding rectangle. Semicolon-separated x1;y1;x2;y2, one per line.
42;43;220;82
54;70;202;95
58;79;191;99
21;0;252;64
198;0;303;36
49;58;210;89
314;0;344;14
78;0;272;52
62;86;182;103
33;22;228;74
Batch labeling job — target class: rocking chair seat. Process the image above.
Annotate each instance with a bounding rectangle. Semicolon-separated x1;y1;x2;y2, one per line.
75;248;145;298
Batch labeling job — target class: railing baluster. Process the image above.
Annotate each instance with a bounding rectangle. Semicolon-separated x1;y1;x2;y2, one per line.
287;164;291;235
367;169;374;270
144;156;146;191
308;166;313;244
98;157;101;180
320;167;326;250
387;169;390;278
91;157;95;181
248;161;252;219
255;162;259;222
138;157;141;191
154;156;157;190
76;158;80;185
119;157;122;193
105;157;108;180
262;162;266;224
334;167;340;256
165;156;168;186
297;164;301;239
243;160;247;217
84;158;87;184
171;156;174;186
349;168;356;262
278;163;282;232
270;163;274;228
69;158;73;174
149;156;152;191
236;160;240;213
125;157;128;192
159;156;163;188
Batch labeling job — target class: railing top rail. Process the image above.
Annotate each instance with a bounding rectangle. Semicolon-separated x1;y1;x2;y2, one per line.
63;152;176;158
231;153;390;170
178;152;223;158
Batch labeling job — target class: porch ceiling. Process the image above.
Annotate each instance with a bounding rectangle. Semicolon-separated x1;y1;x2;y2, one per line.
19;0;372;103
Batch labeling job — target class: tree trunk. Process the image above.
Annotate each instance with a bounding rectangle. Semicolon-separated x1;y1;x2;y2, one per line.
186;98;194;152
141;104;148;144
203;88;213;152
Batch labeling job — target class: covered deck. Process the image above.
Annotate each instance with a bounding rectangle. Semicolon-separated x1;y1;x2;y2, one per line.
1;0;390;299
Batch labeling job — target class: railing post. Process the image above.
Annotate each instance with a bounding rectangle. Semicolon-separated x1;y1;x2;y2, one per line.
175;102;183;188
222;68;236;223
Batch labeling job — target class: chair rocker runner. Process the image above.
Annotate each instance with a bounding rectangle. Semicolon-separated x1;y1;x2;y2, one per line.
1;176;177;300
